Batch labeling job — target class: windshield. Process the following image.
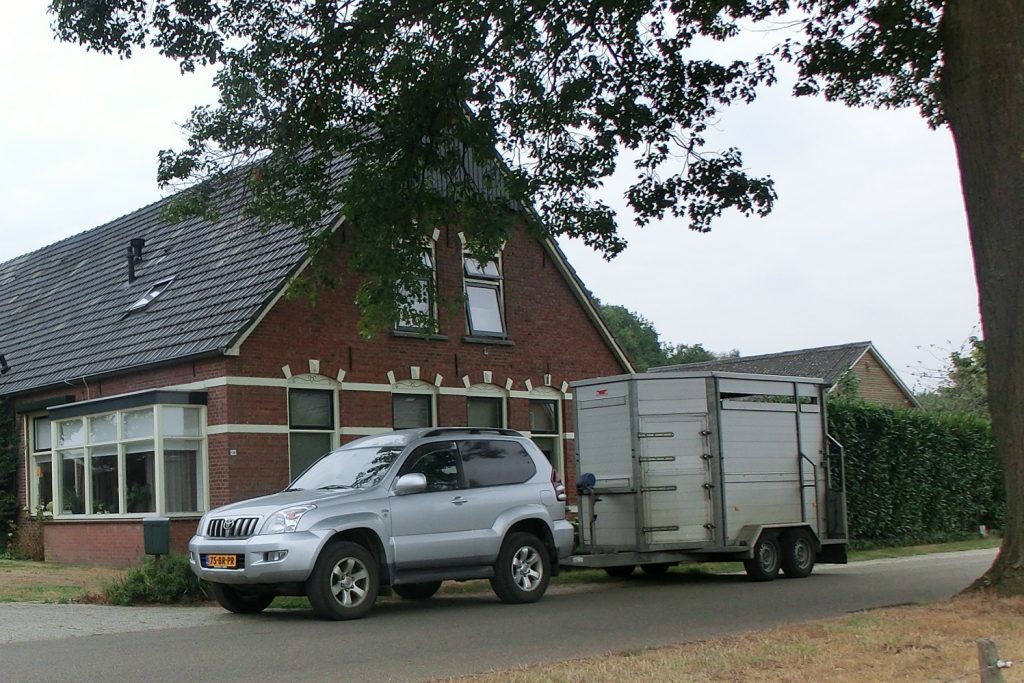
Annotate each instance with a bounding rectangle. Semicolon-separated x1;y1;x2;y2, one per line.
288;445;404;491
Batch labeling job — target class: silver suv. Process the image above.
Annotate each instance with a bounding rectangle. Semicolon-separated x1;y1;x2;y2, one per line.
188;428;572;620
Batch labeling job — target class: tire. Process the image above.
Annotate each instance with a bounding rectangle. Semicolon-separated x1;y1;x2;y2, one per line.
641;563;673;577
306;541;380;620
392;581;443;600
743;533;781;582
208;582;275;614
489;532;551;604
780;529;817;579
603;565;636;578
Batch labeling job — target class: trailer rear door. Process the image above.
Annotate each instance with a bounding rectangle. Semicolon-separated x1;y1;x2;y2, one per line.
638;414;713;545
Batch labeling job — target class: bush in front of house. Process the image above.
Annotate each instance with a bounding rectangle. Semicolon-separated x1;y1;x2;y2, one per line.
0;399;19;556
828;398;1004;546
104;553;208;605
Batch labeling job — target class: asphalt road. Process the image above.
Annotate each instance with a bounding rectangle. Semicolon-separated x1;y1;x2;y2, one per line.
0;549;996;682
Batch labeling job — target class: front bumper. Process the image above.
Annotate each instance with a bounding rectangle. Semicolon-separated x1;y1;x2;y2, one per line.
188;530;331;584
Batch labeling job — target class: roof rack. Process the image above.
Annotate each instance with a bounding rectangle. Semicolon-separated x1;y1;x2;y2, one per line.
421;427;524;438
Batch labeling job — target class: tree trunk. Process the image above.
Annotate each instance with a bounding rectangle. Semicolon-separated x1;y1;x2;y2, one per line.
943;0;1024;594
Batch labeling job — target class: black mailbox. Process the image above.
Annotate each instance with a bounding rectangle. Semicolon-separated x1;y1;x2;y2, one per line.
143;516;171;555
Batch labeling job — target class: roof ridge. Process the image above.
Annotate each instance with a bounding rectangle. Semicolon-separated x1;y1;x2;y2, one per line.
712;341;872;363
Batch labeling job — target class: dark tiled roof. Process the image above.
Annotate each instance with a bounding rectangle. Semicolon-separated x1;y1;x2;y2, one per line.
650;342;874;385
0;159;353;397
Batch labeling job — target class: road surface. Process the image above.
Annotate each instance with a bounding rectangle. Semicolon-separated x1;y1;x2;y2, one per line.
0;549;996;682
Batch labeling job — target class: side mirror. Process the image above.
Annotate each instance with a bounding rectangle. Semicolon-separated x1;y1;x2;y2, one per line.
394;473;427;495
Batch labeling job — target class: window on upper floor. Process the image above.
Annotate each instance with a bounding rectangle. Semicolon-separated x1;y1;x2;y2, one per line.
463;254;506;338
396;249;436;331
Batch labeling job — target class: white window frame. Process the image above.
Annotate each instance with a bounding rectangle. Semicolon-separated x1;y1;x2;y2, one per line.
287;375;341;479
49;404;207;518
526;390;563;477
392;379;438;429
466;384;508;428
28;413;53;514
463;252;507;338
396;246;438;331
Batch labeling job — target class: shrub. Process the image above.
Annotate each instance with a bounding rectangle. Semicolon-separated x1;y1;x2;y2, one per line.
828;399;1004;545
0;399;18;554
104;553;208;605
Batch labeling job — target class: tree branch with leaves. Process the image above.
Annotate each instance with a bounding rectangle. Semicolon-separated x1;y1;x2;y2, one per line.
48;0;1024;592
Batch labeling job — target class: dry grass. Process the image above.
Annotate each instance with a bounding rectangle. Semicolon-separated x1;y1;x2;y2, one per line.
455;594;1024;683
0;559;124;603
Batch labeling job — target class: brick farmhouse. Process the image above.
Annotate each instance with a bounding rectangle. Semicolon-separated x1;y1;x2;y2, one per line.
0;174;631;566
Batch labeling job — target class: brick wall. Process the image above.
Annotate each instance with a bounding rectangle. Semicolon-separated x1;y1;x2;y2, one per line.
44;518;198;567
15;226;626;565
850;350;916;408
228;225;623;391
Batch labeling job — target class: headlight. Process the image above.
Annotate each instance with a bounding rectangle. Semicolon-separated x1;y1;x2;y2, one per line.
263;505;317;534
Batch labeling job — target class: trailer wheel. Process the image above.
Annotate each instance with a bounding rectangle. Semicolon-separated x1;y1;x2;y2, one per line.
603;565;636;578
641;563;672;576
780;529;816;578
744;534;781;581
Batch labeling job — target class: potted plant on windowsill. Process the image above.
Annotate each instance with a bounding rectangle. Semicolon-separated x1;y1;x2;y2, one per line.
126;484;153;514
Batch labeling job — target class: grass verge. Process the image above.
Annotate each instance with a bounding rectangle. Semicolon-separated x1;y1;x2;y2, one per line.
451;593;1024;682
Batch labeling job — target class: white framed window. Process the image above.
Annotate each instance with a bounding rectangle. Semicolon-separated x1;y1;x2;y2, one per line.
396;248;437;331
50;404;206;517
463;254;506;338
466;383;507;429
29;414;53;513
288;387;335;479
528;396;563;477
392;379;437;429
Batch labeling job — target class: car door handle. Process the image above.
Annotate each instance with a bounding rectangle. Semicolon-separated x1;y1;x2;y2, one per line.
450;496;468;506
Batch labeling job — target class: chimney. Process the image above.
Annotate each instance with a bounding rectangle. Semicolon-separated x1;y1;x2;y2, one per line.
127;238;146;283
130;238;146;261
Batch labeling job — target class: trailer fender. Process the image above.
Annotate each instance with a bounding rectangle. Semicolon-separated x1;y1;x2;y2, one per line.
734;524;820;560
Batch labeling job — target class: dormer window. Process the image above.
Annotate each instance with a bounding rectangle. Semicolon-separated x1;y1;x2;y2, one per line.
463;255;506;337
127;277;174;312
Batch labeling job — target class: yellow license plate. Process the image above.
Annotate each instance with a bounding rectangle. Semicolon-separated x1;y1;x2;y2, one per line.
207;554;237;569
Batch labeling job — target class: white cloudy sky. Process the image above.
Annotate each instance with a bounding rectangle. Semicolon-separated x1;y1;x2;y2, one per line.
1;3;980;391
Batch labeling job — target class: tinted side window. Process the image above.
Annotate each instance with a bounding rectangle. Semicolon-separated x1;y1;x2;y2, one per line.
458;440;537;488
398;442;461;491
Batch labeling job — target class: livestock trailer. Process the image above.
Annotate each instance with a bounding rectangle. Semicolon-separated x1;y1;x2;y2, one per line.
567;371;848;580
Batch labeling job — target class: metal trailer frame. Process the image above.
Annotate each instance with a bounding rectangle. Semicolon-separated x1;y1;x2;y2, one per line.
565;371;848;571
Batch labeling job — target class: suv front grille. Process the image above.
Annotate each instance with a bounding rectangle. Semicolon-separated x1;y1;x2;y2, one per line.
206;516;260;538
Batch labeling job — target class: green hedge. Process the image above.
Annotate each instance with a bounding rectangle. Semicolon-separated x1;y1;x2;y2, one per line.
0;400;18;554
828;399;1004;545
